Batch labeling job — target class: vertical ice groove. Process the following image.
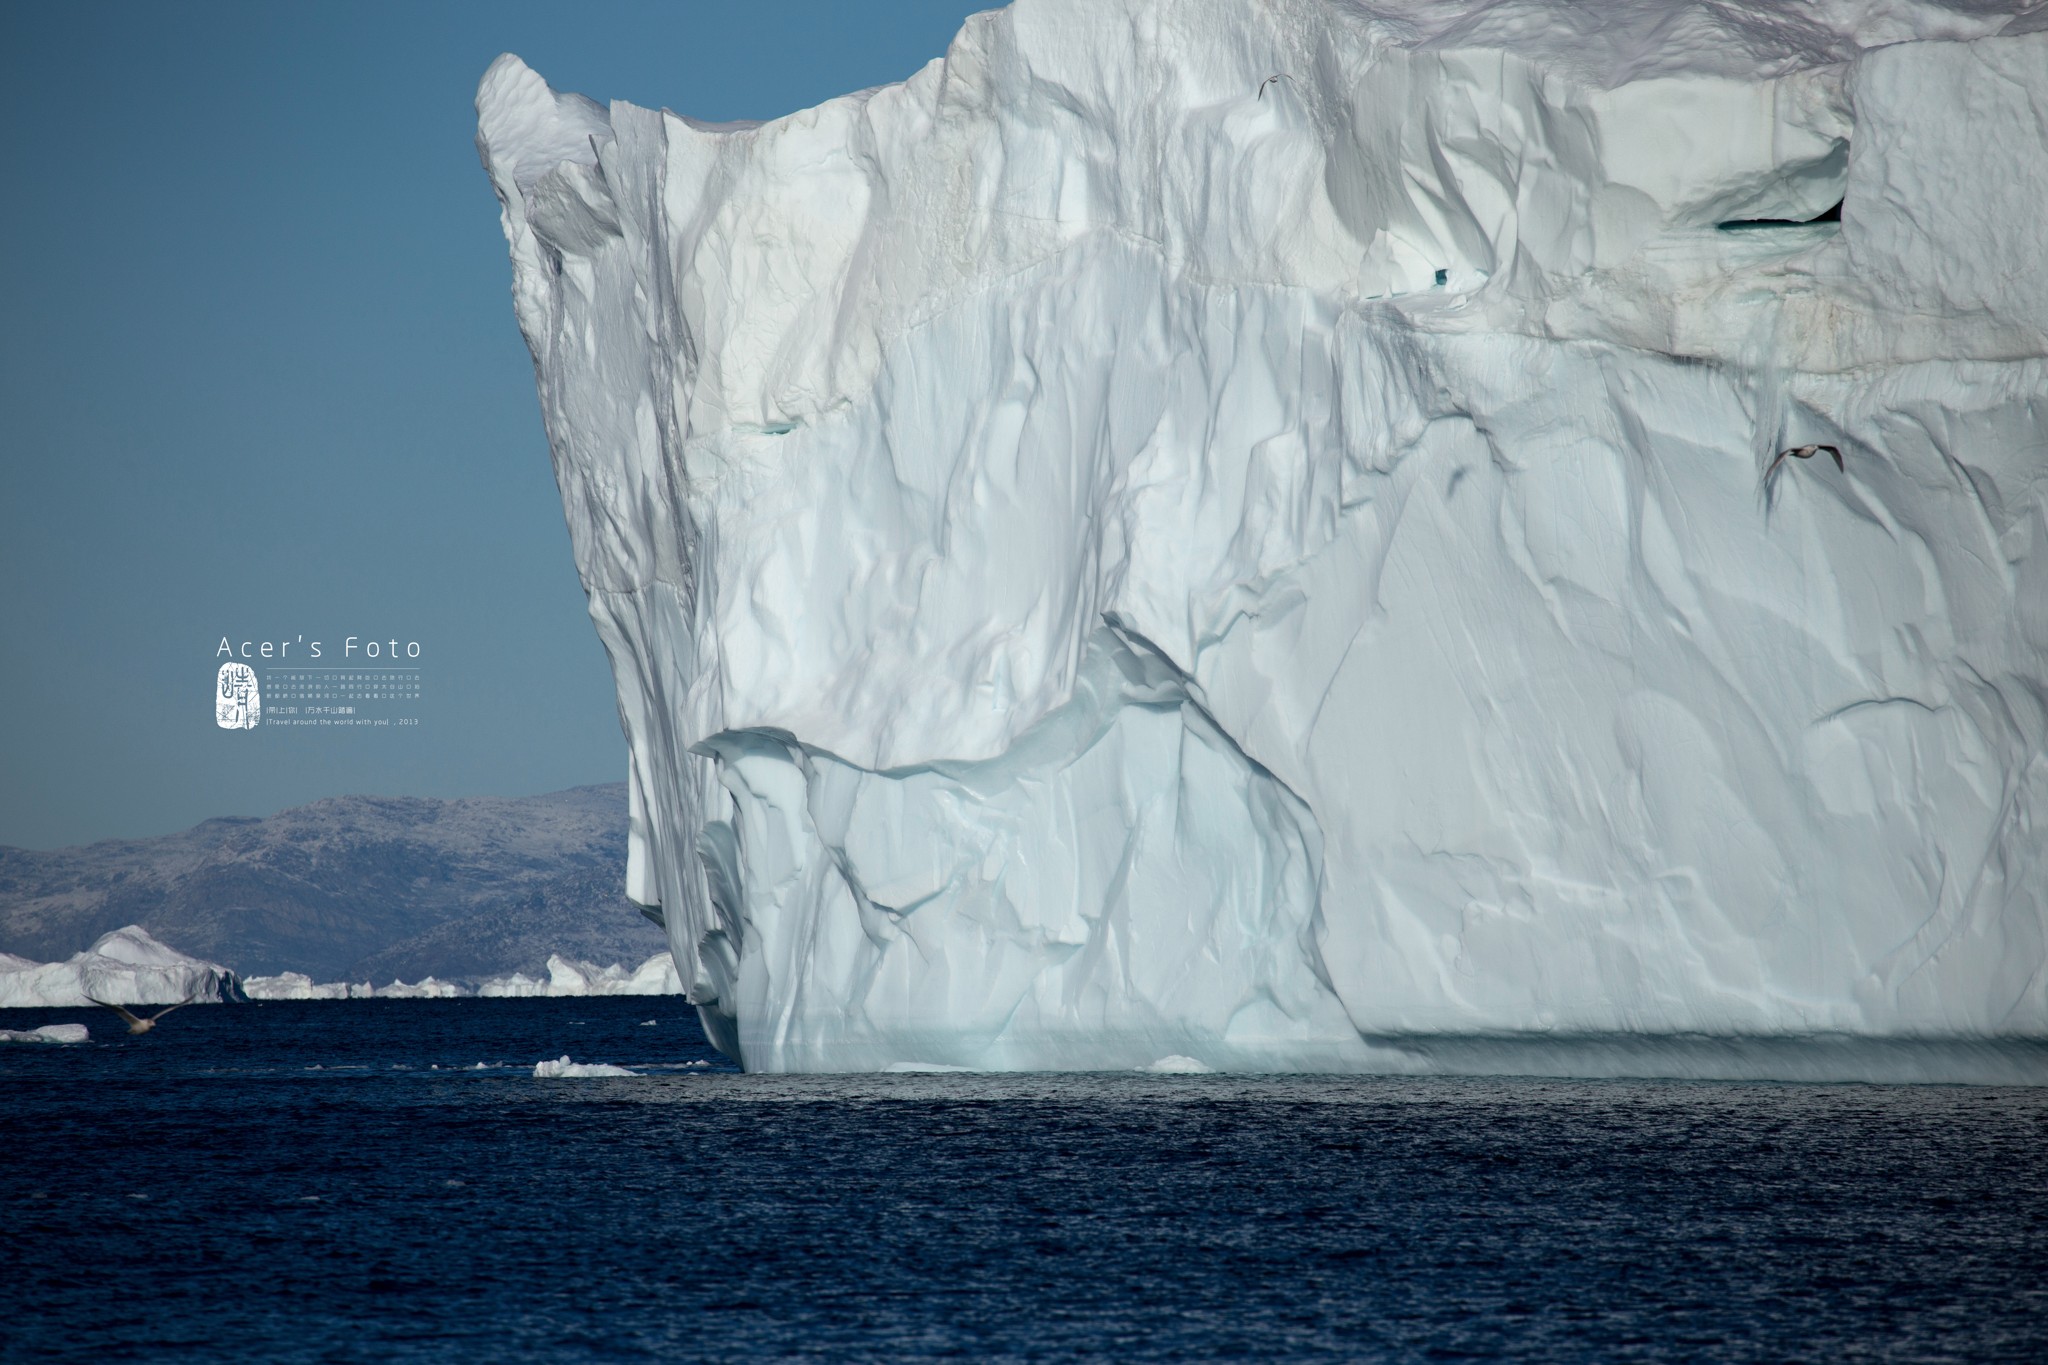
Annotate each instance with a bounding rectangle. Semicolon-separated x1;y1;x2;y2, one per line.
480;1;2048;1072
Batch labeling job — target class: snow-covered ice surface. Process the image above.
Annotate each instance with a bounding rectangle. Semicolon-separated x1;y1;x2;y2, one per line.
479;0;2048;1075
0;927;245;1009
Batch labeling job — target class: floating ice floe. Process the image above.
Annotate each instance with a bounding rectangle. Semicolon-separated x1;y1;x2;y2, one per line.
533;1055;638;1078
0;927;244;1009
0;1024;89;1044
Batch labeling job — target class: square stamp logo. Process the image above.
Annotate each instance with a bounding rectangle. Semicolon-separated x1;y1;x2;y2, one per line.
216;662;261;730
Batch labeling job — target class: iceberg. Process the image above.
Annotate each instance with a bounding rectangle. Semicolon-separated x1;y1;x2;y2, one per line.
238;952;682;999
477;951;683;997
1146;1056;1218;1076
0;927;245;1009
473;970;548;998
242;973;375;1001
0;1023;89;1044
479;1;2048;1073
533;1055;638;1078
372;977;470;1000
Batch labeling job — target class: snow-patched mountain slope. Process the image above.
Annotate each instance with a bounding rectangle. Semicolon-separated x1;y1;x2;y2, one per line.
0;785;662;982
480;0;2048;1072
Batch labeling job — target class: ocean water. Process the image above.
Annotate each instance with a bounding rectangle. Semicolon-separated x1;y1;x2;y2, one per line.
2;998;2044;1362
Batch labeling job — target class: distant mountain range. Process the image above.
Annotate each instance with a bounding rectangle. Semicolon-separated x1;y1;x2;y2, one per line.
0;785;665;983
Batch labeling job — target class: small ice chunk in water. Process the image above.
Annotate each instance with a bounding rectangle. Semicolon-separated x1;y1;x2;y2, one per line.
1145;1055;1214;1074
0;1024;89;1044
532;1055;637;1078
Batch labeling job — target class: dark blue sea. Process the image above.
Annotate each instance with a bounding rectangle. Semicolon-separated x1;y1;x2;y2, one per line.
2;998;2044;1362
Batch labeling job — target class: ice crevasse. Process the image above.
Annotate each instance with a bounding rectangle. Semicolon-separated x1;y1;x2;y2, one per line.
478;0;2048;1074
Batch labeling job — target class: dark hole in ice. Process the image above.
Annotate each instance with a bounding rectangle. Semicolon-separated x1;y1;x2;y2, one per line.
1433;268;1449;286
1718;199;1843;231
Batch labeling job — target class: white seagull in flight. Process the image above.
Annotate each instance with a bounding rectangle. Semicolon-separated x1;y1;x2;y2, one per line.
85;995;198;1035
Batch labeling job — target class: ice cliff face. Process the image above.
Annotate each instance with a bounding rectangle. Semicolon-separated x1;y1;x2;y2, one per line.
479;0;2048;1072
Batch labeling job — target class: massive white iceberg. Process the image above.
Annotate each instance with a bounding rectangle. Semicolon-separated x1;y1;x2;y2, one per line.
479;0;2048;1074
0;927;245;1009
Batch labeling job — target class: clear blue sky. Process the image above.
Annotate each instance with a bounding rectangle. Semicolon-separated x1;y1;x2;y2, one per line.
0;1;999;850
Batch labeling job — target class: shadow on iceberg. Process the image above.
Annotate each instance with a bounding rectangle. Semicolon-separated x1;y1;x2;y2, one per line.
691;628;1360;1074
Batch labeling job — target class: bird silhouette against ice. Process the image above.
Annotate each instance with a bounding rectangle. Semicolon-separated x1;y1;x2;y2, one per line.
85;995;197;1035
1766;443;1843;480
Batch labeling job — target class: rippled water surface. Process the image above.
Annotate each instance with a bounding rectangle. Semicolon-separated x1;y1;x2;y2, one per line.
2;998;2044;1361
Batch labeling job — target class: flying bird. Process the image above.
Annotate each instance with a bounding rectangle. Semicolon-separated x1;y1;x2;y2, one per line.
1766;443;1843;480
1258;74;1288;100
85;995;197;1035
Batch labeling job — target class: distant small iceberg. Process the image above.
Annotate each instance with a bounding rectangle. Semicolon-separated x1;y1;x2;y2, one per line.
2;941;686;1004
236;951;685;1000
533;1055;638;1078
370;976;470;999
1144;1055;1216;1075
243;972;468;1000
241;972;376;1001
478;952;682;998
0;927;245;1009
